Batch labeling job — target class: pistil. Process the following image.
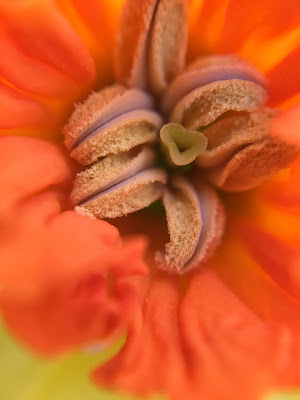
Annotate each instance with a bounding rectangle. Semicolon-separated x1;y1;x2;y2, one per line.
160;123;207;166
63;0;299;273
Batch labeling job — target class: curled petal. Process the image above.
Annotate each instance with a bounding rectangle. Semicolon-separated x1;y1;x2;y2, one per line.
0;190;148;353
0;213;148;353
0;136;148;354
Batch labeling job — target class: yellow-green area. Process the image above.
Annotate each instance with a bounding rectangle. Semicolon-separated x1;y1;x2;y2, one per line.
266;392;300;400
0;317;164;400
1;316;299;400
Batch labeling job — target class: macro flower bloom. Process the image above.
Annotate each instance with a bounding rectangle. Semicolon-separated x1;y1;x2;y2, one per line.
0;1;300;400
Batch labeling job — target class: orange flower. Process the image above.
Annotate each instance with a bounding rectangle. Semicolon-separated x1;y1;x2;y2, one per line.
0;1;300;400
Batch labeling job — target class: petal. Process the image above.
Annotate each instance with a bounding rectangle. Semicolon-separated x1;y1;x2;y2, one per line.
60;0;124;87
213;218;300;333
0;136;148;353
0;1;95;85
0;190;148;353
220;159;300;301
235;221;300;302
94;268;300;400
1;267;143;354
0;28;82;98
188;0;229;58
0;83;51;129
188;1;300;106
0;0;97;139
219;0;300;53
188;0;300;57
262;157;300;208
0;136;73;213
1;203;148;354
272;104;300;145
267;48;300;106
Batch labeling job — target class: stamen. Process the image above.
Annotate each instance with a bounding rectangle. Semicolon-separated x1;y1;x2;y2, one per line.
76;169;167;219
148;0;189;96
197;109;299;191
71;109;163;166
162;54;267;115
169;79;267;131
64;86;154;150
156;177;225;273
114;0;188;96
71;146;155;205
156;177;202;272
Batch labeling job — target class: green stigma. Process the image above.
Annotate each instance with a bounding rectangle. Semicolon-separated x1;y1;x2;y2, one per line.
160;123;207;166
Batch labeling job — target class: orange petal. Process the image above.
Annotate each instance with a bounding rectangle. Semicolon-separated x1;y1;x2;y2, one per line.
0;136;73;213
94;268;300;400
219;0;300;53
235;221;300;302
272;103;300;145
0;0;97;138
188;0;229;58
262;157;300;209
1;267;145;354
213;220;300;334
0;135;148;354
0;29;81;98
0;82;52;129
62;0;124;86
95;274;187;397
0;1;96;85
179;268;300;397
0;188;147;353
0;199;147;353
267;47;300;105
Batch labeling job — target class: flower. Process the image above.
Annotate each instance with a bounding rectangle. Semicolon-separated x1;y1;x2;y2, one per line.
0;1;300;400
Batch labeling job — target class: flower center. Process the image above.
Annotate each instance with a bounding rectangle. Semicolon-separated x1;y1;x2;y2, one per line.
62;0;298;274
